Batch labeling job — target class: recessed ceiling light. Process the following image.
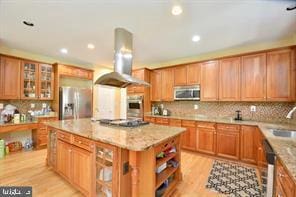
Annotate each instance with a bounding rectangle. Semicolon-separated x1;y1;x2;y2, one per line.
87;43;95;49
23;21;34;27
192;35;201;42
60;48;68;54
172;5;183;15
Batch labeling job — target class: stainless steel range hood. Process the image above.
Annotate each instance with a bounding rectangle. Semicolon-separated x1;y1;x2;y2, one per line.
94;28;150;88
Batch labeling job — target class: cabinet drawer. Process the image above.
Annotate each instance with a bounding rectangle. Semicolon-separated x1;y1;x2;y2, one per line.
57;131;72;143
73;135;94;152
181;120;196;127
277;160;295;197
196;122;216;129
155;117;169;125
155;136;180;154
38;128;48;135
169;119;181;127
217;124;240;132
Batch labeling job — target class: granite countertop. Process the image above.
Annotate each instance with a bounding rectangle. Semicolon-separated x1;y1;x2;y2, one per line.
45;118;186;151
146;113;296;182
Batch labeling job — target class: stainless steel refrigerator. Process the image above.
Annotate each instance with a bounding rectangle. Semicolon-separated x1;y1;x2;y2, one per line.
59;87;92;120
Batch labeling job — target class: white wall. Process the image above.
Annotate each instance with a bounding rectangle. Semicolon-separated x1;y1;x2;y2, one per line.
93;67;127;119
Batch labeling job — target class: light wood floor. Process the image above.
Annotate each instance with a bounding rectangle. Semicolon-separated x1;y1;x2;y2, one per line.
0;149;235;196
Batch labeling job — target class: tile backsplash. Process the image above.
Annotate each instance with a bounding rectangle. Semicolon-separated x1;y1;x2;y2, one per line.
152;101;296;123
0;100;52;114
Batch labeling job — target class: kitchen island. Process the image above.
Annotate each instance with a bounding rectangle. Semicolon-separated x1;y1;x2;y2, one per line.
45;118;185;197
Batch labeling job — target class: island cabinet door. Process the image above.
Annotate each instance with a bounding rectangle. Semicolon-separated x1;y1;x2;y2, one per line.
57;140;72;181
71;145;93;196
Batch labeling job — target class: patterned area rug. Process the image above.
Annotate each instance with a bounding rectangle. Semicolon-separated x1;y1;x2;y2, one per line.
206;160;262;197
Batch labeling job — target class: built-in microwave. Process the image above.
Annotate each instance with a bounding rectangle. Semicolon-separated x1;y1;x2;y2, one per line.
174;85;200;101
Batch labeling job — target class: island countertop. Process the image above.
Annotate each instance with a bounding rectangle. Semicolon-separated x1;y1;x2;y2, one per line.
45;118;186;151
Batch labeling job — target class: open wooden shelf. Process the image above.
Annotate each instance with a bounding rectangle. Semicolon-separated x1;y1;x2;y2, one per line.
162;179;178;197
156;153;177;169
155;167;178;189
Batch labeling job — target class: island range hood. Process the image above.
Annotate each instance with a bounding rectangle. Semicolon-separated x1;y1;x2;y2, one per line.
94;28;150;88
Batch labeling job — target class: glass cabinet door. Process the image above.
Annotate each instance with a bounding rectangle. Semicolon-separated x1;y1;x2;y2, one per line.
39;64;54;100
21;61;38;99
96;144;115;197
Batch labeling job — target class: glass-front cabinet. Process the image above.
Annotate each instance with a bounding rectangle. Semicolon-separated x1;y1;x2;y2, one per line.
39;64;54;100
21;61;54;100
95;142;117;197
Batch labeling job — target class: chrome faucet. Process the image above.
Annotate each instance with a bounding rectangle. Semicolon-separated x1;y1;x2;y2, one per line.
286;106;296;119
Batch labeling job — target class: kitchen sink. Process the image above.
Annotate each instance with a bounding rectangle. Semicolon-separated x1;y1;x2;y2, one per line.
270;129;296;138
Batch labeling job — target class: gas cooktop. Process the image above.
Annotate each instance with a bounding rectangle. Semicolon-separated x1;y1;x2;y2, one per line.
98;119;149;127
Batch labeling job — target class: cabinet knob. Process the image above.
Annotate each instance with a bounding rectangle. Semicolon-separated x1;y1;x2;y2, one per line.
61;135;64;138
69;149;72;153
78;141;82;144
278;173;285;177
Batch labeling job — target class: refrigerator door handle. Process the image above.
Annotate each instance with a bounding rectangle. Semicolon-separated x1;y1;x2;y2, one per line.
74;91;77;119
76;91;79;119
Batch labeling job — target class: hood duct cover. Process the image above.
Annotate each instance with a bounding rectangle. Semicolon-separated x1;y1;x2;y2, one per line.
95;28;150;88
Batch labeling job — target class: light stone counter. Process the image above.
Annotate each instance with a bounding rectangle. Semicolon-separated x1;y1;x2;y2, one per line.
45;118;186;151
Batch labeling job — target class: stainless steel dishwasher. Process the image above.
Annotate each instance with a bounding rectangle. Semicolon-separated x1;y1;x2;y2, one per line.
263;139;276;197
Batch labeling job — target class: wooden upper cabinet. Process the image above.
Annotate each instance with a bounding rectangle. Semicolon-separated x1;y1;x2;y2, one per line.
187;63;201;85
0;56;21;99
266;49;295;101
127;69;150;94
39;64;54;100
174;66;187;86
20;61;54;100
58;64;93;80
21;60;39;99
174;63;201;86
150;70;162;101
200;60;219;101
161;68;174;101
219;57;241;101
241;53;266;101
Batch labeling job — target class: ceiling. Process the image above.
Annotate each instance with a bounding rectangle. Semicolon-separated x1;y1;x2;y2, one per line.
0;0;295;69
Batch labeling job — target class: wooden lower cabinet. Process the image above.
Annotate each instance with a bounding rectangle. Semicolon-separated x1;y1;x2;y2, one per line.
216;124;240;160
56;138;94;196
240;125;257;164
72;145;93;195
181;120;196;151
197;128;216;155
275;159;296;197
196;123;216;155
33;117;58;149
57;140;72;181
